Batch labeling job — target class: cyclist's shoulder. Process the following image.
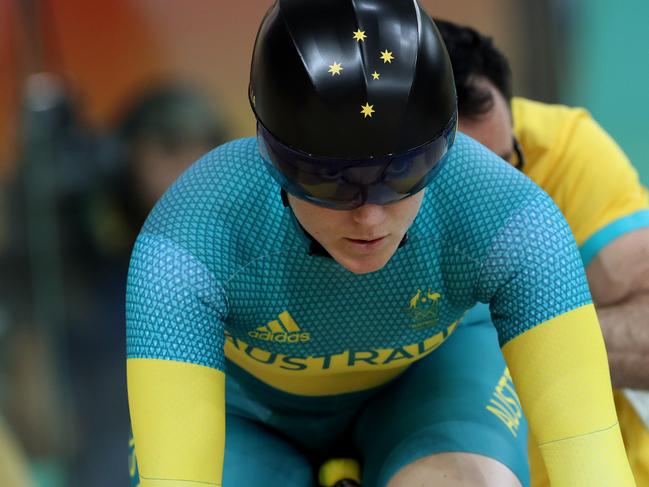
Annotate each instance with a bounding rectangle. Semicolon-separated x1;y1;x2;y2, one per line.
421;134;547;247
136;137;286;261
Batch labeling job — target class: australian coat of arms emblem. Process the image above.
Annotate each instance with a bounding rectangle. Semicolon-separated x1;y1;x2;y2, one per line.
403;288;442;330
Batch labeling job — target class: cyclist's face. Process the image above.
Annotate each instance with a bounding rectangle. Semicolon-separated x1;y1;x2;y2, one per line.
458;78;516;164
288;191;425;274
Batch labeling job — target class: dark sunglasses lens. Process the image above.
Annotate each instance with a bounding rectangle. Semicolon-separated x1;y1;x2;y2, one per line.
257;116;455;209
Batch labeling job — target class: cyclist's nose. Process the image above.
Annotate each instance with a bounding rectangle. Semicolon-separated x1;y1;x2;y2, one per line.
351;203;387;227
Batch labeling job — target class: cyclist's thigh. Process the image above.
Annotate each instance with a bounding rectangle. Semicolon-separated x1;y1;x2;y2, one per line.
223;414;314;487
354;304;529;487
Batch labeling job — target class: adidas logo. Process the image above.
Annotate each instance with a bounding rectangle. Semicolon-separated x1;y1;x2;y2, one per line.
248;311;311;343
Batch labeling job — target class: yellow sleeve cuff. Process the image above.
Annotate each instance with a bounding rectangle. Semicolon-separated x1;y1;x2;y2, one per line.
503;305;635;486
128;359;226;486
539;422;631;487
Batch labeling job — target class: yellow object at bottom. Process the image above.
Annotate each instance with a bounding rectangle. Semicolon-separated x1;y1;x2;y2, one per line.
319;458;361;486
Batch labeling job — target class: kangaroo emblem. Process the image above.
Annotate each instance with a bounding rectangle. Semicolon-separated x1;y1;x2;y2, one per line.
409;289;423;308
405;288;442;330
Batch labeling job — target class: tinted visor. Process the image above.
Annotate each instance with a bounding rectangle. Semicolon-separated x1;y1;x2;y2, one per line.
257;114;457;210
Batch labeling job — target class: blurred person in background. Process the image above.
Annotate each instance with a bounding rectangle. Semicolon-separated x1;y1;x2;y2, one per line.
1;79;228;487
114;85;230;240
0;76;109;487
436;19;649;486
79;83;229;487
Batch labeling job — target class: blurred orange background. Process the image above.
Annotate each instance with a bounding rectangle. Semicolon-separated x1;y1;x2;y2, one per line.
0;0;528;183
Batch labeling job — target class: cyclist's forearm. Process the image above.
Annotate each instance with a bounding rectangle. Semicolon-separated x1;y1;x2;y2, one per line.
128;359;226;487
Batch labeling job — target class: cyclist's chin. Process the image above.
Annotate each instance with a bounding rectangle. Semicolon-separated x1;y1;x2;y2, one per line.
330;243;398;275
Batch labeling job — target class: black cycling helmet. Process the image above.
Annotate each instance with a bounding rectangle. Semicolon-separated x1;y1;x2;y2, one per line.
250;0;457;209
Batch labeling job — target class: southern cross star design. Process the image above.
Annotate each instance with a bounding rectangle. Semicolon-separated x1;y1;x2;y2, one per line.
380;49;394;63
352;29;367;42
323;29;396;118
328;62;343;76
360;102;375;118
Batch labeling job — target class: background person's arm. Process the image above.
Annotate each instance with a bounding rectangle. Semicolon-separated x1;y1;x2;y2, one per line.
515;102;649;389
586;227;649;389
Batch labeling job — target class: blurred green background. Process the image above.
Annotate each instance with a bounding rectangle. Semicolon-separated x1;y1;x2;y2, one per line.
562;0;649;184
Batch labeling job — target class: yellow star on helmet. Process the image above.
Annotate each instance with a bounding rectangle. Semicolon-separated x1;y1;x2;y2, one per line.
360;102;375;118
353;29;367;42
371;71;380;80
380;49;394;63
328;62;343;76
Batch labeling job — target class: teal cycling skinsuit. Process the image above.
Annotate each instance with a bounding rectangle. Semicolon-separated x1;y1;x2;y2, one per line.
127;133;600;486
